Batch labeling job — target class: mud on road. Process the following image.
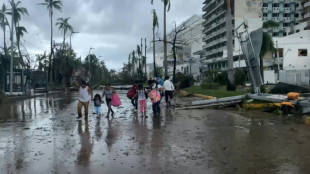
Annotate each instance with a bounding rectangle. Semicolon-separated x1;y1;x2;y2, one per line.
0;91;310;174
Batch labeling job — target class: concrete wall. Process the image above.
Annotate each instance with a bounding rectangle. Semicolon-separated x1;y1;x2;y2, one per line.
274;31;310;70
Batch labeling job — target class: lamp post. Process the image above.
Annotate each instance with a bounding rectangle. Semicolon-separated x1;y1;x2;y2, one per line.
70;31;79;49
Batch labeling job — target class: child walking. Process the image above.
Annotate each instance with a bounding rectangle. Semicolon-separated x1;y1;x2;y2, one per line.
102;84;115;118
138;84;148;118
93;94;103;118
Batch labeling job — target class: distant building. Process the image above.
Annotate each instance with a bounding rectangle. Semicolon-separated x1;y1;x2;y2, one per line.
149;15;204;79
262;0;303;37
201;0;262;71
301;0;310;29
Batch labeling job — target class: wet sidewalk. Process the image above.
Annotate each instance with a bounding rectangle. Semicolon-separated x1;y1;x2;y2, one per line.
0;91;310;174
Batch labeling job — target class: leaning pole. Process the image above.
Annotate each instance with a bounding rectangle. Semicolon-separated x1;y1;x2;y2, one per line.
10;0;15;95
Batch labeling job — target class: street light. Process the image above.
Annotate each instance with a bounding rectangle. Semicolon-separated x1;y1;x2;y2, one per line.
70;31;79;48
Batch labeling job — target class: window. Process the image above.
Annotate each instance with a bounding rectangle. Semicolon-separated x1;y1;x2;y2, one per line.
284;4;289;8
272;13;279;17
273;32;279;36
298;49;308;57
263;3;268;7
284;13;290;17
296;29;300;33
295;4;299;8
295;13;299;18
284;23;290;27
273;3;279;8
263;13;267;17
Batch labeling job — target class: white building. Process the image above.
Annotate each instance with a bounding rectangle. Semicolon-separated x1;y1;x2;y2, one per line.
148;15;204;78
202;0;263;71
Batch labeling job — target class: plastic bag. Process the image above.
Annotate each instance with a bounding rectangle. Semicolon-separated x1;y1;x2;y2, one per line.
111;93;122;107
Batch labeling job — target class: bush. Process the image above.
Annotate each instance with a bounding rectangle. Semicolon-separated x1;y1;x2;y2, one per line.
179;75;194;89
200;82;221;89
214;72;227;85
234;70;247;86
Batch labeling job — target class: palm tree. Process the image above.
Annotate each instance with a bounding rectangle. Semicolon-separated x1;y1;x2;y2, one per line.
152;9;159;77
225;0;235;91
16;25;27;67
38;0;63;82
56;17;73;49
151;0;171;76
0;4;10;55
7;0;28;67
131;50;136;75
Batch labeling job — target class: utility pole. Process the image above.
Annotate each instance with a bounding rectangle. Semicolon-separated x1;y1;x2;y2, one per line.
70;31;79;49
10;0;15;95
276;41;280;82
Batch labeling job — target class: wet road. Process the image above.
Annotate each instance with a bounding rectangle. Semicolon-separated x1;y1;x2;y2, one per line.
1;91;310;174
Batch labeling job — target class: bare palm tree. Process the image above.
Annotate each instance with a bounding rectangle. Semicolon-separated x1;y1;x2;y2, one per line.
0;4;10;55
56;17;73;49
225;0;235;91
16;25;27;67
38;0;63;82
151;0;171;76
152;9;159;77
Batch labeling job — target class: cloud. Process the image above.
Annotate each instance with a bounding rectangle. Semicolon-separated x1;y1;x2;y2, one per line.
1;0;203;70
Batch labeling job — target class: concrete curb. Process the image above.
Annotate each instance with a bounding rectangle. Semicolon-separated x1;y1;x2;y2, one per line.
180;90;216;99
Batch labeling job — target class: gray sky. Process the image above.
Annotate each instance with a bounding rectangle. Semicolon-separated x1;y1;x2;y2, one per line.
2;0;203;70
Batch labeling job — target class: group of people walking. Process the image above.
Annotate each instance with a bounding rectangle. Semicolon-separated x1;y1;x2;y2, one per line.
76;76;175;120
127;76;175;118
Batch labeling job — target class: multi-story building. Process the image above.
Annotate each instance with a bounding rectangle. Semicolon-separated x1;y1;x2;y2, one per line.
201;0;262;71
301;0;310;29
149;15;204;77
262;0;303;37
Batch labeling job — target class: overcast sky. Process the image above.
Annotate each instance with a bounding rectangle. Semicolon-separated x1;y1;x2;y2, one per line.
2;0;203;71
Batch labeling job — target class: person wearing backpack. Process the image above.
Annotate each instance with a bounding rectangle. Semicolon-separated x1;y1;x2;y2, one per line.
138;83;148;118
93;94;104;118
127;82;139;110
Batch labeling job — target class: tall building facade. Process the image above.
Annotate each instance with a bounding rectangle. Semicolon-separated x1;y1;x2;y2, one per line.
202;0;262;71
302;0;310;29
202;0;232;71
262;0;303;37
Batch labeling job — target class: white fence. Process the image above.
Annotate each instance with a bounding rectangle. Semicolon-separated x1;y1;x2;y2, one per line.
279;70;310;86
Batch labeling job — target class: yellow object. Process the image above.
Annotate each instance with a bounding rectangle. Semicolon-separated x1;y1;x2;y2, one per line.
193;94;216;99
305;117;310;126
287;92;299;100
281;102;295;108
242;103;281;109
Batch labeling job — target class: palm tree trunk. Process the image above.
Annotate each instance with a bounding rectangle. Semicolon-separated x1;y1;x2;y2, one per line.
3;23;7;55
48;9;53;83
63;30;66;49
226;0;235;91
163;4;168;77
144;38;147;79
153;28;157;77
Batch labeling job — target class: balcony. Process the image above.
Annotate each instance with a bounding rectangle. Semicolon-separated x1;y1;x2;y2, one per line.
204;18;226;34
305;1;310;8
203;0;225;19
203;0;216;11
305;12;310;19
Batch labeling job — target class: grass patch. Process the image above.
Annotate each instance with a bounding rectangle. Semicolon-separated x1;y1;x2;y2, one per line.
184;85;247;98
